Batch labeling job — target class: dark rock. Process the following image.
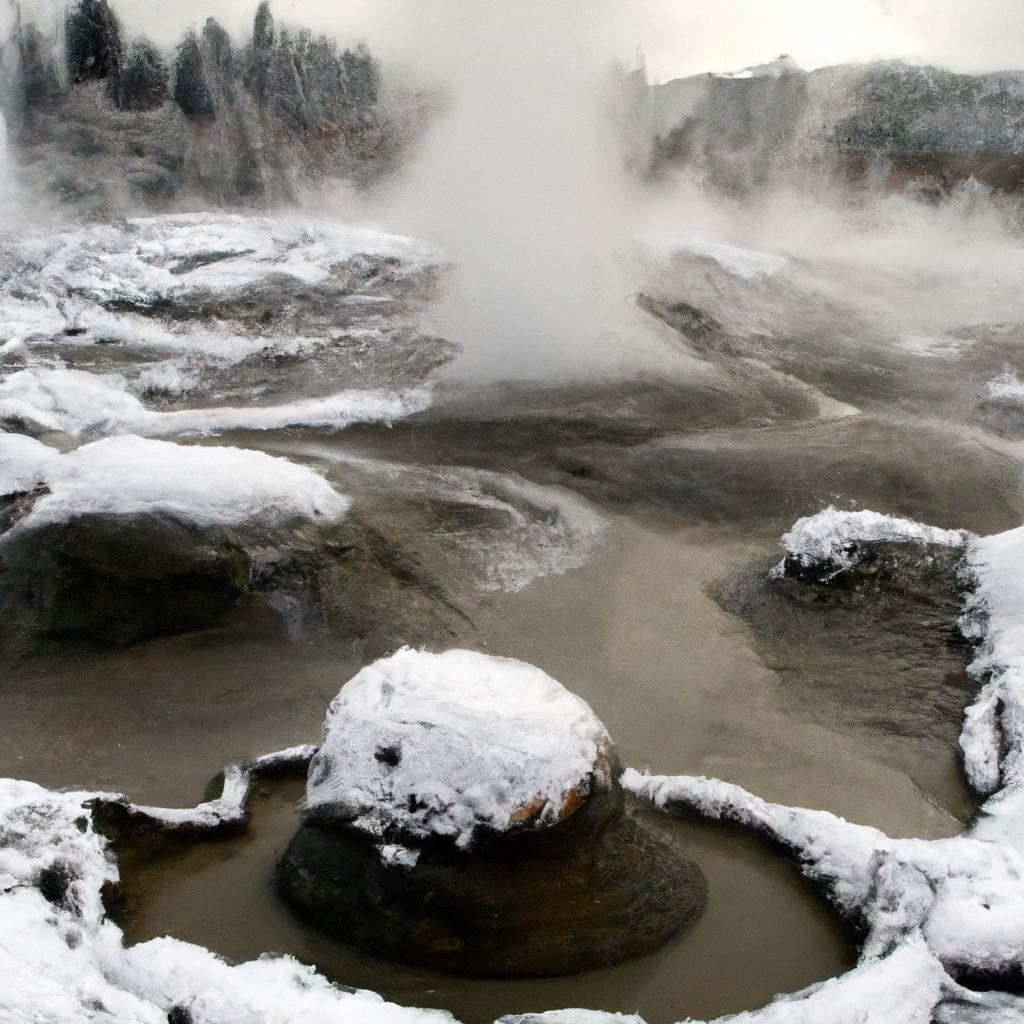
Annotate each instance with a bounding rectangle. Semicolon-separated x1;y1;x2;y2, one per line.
713;540;978;821
0;512;250;647
278;782;708;977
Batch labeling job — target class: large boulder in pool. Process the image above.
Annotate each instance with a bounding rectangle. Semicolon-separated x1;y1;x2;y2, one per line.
278;648;708;976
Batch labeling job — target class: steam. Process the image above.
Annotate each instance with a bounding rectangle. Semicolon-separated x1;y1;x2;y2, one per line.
377;1;656;381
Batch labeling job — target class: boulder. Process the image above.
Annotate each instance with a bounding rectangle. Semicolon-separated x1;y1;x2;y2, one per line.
0;511;250;646
278;649;708;976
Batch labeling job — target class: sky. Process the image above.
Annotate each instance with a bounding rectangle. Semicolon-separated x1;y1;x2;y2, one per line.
88;0;1024;82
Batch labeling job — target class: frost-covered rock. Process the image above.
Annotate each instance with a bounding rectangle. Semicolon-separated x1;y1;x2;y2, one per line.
302;648;613;848
0;432;348;646
774;506;969;581
280;649;708;976
0;432;348;532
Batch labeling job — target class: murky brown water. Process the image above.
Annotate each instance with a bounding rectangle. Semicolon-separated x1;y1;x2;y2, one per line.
115;778;855;1024
3;381;1017;1020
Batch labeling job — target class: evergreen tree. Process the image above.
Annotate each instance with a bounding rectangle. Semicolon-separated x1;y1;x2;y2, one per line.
65;0;122;85
172;30;214;118
117;38;168;112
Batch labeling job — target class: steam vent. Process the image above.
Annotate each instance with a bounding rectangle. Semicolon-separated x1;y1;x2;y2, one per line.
278;648;708;976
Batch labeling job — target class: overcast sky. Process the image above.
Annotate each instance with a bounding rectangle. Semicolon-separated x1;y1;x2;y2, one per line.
54;0;1024;82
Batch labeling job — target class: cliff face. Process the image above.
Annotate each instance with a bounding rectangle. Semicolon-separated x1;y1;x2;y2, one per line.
2;0;417;214
651;60;1024;198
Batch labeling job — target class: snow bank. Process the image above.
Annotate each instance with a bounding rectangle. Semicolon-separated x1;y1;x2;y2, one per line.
0;432;349;531
773;505;969;578
0;776;457;1024
985;372;1024;402
959;526;1024;848
623;770;1024;978
306;648;612;851
0;367;430;438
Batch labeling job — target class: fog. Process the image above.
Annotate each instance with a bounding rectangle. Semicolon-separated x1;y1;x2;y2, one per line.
6;0;1024;381
52;0;1024;81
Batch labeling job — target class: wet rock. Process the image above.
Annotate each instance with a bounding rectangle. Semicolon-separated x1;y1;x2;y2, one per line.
0;511;250;647
278;649;708;976
713;540;978;820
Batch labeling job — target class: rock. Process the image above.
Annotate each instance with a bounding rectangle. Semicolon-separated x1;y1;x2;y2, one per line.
278;649;708;976
0;511;250;646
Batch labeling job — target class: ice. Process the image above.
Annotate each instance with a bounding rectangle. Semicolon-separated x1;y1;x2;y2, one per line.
774;505;970;578
0;432;349;532
0;367;430;438
8;214;441;318
306;648;612;851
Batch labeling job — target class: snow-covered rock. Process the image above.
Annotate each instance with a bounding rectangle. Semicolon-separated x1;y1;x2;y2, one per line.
773;506;970;581
304;648;613;851
0;432;348;533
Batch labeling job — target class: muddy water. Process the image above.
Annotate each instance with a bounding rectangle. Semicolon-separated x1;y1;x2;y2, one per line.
117;780;854;1024
2;386;1019;1019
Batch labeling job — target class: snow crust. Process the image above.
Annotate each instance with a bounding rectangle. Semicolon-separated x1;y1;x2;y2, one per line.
306;648;612;851
774;505;969;577
0;776;456;1024
0;432;349;531
0;366;430;438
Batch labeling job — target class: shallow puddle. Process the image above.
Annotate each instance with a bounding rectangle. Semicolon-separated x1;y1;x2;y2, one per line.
116;777;856;1024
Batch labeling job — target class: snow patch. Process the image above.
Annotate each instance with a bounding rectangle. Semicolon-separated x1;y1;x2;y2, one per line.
959;526;1024;851
306;648;612;850
0;367;430;438
0;432;349;531
0;778;457;1024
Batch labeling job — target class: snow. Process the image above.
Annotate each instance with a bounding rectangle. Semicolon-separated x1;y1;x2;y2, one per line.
958;526;1024;852
126;746;317;833
985;372;1024;402
773;505;969;578
306;648;612;851
0;776;457;1024
0;432;349;531
0;214;440;340
0;367;431;438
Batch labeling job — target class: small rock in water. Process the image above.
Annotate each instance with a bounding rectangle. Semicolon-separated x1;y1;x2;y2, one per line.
278;648;708;976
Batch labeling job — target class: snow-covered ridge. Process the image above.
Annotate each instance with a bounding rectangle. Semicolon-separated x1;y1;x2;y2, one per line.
1;214;442;344
621;771;1024;1023
0;366;431;439
958;526;1024;844
306;648;612;851
0;212;441;357
773;505;970;579
0;432;349;532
